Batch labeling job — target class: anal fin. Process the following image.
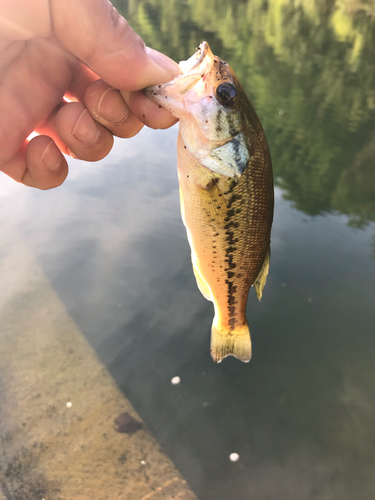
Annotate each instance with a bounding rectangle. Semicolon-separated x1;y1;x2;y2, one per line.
185;224;214;302
254;246;270;301
192;260;213;301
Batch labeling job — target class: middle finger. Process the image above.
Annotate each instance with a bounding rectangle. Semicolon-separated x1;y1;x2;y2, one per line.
84;79;144;138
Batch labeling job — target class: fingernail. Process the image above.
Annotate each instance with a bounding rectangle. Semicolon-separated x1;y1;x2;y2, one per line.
98;87;130;124
72;109;99;144
146;47;182;76
40;141;62;171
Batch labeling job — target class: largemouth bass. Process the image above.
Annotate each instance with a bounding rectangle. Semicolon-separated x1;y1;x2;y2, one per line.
146;42;274;363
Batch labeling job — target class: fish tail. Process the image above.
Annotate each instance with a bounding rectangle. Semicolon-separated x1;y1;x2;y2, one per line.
210;321;252;363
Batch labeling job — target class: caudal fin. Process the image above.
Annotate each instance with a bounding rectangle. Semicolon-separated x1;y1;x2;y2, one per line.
210;322;252;363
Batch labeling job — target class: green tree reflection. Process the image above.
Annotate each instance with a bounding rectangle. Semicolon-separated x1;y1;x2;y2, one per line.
115;0;375;227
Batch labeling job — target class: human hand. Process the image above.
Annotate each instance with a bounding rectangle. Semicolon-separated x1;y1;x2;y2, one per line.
0;0;181;189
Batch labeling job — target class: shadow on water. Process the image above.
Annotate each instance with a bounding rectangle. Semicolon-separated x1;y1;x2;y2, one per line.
1;0;375;499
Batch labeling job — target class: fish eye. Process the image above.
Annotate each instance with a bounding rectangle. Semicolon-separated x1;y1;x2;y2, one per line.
215;83;237;107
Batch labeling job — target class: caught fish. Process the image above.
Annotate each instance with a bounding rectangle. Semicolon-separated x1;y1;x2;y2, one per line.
146;42;274;362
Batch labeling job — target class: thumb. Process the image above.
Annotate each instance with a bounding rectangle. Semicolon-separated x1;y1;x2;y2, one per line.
51;0;181;91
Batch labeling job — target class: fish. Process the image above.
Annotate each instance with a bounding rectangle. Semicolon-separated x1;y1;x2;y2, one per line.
145;42;274;363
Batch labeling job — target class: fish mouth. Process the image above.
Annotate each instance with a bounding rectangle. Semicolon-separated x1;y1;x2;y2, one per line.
144;41;215;112
175;42;214;95
144;72;201;102
179;41;211;74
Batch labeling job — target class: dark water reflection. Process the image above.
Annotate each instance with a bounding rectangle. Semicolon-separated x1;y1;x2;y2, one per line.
1;0;375;499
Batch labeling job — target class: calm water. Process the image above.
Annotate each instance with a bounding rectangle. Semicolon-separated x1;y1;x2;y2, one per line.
1;0;375;498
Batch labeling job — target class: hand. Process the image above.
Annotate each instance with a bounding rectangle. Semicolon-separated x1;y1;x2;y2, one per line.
0;0;181;189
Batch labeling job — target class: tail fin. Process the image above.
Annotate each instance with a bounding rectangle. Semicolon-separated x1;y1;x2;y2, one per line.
210;321;252;363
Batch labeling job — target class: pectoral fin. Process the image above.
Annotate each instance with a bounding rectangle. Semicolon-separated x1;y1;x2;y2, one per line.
254;246;270;301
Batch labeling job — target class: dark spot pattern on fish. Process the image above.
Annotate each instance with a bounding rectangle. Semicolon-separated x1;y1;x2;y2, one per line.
226;113;238;137
225;275;238;329
226;246;237;253
224;220;239;230
222;181;247;328
231;135;248;174
224;210;235;221
205;177;219;191
216;109;223;133
225;254;236;271
223;178;237;196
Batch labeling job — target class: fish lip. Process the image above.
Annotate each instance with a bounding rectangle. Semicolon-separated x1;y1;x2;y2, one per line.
184;41;209;73
145;70;202;101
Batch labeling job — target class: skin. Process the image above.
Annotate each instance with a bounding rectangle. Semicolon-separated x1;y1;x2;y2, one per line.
0;0;181;189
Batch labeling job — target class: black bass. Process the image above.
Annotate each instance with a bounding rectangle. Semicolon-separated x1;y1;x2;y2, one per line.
146;42;274;362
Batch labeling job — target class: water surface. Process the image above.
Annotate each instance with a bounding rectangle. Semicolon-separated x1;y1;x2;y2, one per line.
1;0;375;498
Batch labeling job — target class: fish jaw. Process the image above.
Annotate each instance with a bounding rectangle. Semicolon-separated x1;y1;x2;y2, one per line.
179;41;215;73
145;41;216;114
145;74;202;118
144;44;219;123
145;41;235;136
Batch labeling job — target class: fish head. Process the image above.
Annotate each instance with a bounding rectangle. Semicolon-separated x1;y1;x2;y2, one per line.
146;42;252;177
